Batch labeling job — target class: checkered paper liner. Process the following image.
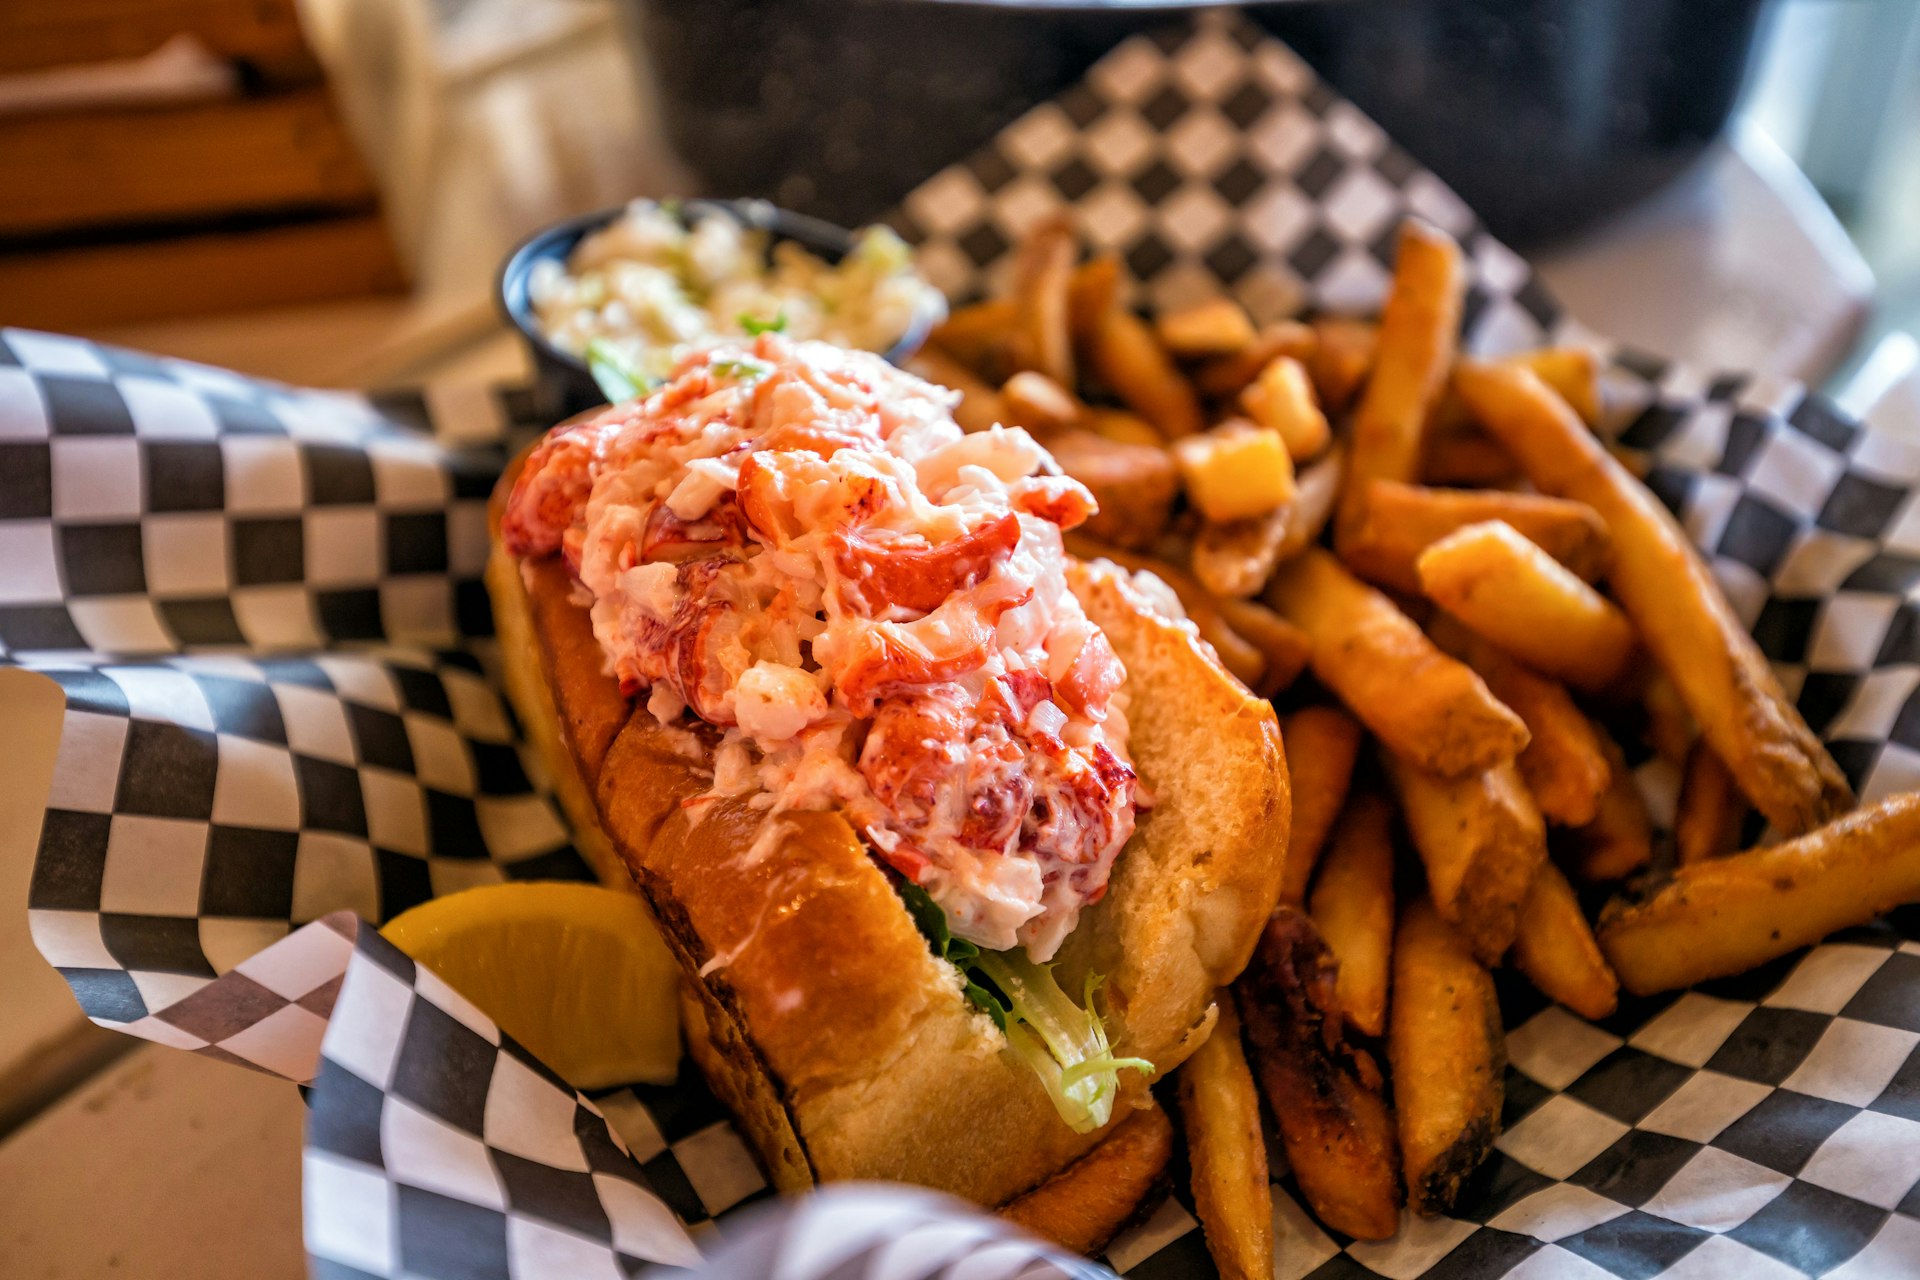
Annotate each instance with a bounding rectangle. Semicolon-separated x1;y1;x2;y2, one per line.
8;7;1920;1278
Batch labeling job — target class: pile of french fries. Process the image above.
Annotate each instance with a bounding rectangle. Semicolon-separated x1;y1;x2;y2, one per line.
919;215;1920;1274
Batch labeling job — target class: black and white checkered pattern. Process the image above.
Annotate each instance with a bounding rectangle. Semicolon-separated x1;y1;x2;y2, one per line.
303;922;717;1278
0;328;504;658
13;8;1920;1278
23;646;587;1037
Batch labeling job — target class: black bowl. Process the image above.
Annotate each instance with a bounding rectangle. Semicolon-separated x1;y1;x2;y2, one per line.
499;197;946;422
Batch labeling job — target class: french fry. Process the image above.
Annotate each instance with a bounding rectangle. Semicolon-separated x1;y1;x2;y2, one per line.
1193;508;1293;600
1640;666;1697;764
1089;306;1206;438
906;347;1008;434
1512;346;1603;427
1176;1001;1274;1280
1045;430;1180;551
1158;297;1258;359
929;298;1019;375
1390;898;1505;1215
1454;359;1852;834
999;1099;1176;1254
1598;792;1920;995
1309;792;1396;1037
1422;427;1521;487
1241;356;1331;461
1084;407;1164;448
1065;535;1266;687
1565;738;1652;883
1417;520;1636;692
1264;550;1529;778
1000;370;1085;433
1309;318;1378;412
1196;321;1318;399
1238;909;1403;1240
1428;347;1604;439
1435;619;1611;828
1279;706;1365;906
1335;222;1465;541
1174;421;1297;523
1675;739;1748;865
1010;217;1077;387
1275;445;1344;564
1066;252;1123;346
1341;480;1612;594
1513;862;1619;1019
1386;754;1547;964
1215;596;1312;695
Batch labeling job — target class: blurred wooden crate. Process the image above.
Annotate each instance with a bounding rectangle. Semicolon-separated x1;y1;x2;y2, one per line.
0;0;406;329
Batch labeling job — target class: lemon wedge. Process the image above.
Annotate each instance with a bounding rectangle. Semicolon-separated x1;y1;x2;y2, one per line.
382;882;681;1088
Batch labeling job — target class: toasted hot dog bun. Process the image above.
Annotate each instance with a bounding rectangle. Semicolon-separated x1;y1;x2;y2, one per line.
487;449;1288;1206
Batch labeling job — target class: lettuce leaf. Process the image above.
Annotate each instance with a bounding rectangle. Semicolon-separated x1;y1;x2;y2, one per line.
897;883;1150;1133
584;338;657;405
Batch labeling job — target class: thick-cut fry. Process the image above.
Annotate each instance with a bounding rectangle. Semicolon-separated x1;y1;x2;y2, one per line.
1264;550;1528;778
1336;223;1465;540
999;1099;1175;1254
1386;755;1547;964
1391;898;1505;1215
1512;347;1603;427
1174;422;1296;523
1309;318;1378;412
1513;862;1618;1019
1193;508;1292;600
1675;739;1747;865
1276;445;1344;564
1454;359;1852;834
1429;349;1603;439
1422;428;1521;487
1000;370;1084;433
1417;520;1636;692
1279;706;1364;906
1066;252;1123;346
930;298;1019;374
906;347;1008;434
1435;620;1611;828
1176;1001;1274;1280
1215;596;1312;695
1599;792;1920;994
1084;407;1163;448
1089;306;1206;438
1309;792;1395;1037
1065;535;1266;687
1045;430;1180;551
1342;480;1612;594
1158;297;1258;359
1197;321;1318;399
1566;738;1651;883
1241;356;1331;461
1238;910;1403;1240
1640;666;1697;764
1010;217;1077;387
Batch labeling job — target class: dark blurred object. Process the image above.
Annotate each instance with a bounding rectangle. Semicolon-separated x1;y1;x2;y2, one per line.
0;0;405;329
619;0;1768;251
1263;0;1771;248
499;199;943;421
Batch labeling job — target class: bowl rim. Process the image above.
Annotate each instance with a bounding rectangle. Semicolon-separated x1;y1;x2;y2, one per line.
497;197;944;381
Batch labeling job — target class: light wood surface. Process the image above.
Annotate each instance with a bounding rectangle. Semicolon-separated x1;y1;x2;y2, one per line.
0;1047;306;1280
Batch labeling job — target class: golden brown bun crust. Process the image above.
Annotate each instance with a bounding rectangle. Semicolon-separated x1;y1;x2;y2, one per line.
487;450;1289;1206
